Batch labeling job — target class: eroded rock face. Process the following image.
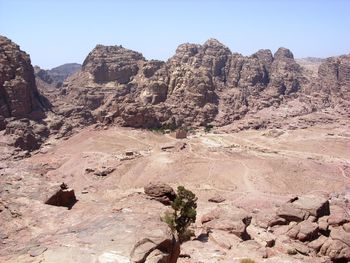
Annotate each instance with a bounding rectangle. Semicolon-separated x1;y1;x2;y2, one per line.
82;45;145;83
0;36;42;119
318;55;350;102
64;38;348;130
3;36;350;156
34;63;81;86
0;36;52;153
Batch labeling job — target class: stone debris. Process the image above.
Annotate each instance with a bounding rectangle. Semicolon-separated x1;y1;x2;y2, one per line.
208;195;226;203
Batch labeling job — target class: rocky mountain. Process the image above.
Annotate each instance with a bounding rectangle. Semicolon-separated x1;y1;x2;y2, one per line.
1;35;350;263
0;36;42;120
0;36;50;152
1;35;350;154
62;38;349;130
35;63;81;86
3;35;349;154
0;36;89;154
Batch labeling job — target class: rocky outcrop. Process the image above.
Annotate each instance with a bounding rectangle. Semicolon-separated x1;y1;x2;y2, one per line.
144;182;176;205
201;207;252;240
34;66;53;84
0;36;42;120
130;225;180;263
0;36;51;153
82;45;145;83
318;55;350;101
0;36;90;155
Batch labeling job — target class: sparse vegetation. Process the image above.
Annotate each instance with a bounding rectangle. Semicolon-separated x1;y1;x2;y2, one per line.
162;186;197;242
204;124;213;133
149;123;177;134
240;259;256;263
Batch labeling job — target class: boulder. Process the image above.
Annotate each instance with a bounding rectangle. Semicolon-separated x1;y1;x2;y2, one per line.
343;223;350;233
308;235;328;252
277;195;330;223
208;229;239;250
82;44;145;83
286;220;319;241
292;195;330;218
144;182;176;205
205;218;247;238
319;238;350;261
130;226;179;263
202;207;251;240
253;211;287;228
330;226;350;247
246;225;276;247
208;195;225;203
328;205;350;226
200;208;221;224
93;167;115;177
277;203;308;222
318;216;330;233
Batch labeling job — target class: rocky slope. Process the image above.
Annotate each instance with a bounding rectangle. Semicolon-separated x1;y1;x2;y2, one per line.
0;36;50;152
1;125;349;263
1;35;350;263
0;36;90;155
0;36;43;120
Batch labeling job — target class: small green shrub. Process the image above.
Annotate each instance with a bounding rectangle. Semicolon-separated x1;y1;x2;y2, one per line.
204;124;213;133
162;186;197;242
240;259;256;263
149;123;177;134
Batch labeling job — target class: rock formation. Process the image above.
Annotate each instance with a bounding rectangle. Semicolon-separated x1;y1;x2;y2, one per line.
0;36;88;153
0;36;50;151
0;36;43;120
1;34;350;155
144;182;176;205
35;63;81;87
62;38;349;130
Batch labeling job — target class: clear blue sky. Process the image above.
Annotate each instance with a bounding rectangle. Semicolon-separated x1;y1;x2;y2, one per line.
1;0;349;69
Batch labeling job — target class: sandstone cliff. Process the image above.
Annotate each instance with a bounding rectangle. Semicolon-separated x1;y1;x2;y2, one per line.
0;36;43;121
63;38;349;130
1;36;349;153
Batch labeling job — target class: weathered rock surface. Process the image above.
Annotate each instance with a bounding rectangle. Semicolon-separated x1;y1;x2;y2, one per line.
144;182;176;205
277;195;330;223
201;207;252;240
1;124;350;263
2;35;350;157
34;63;81;87
61;38;350;131
0;36;51;153
82;45;145;84
0;36;42;119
